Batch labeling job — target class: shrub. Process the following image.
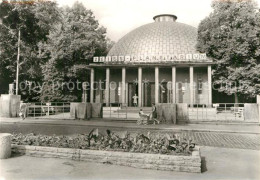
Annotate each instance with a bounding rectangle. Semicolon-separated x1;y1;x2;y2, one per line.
12;129;195;155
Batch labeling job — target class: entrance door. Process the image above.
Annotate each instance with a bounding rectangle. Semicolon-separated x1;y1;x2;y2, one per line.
128;82;155;107
143;82;155;107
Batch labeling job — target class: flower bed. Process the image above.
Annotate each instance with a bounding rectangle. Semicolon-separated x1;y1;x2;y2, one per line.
12;129;195;155
11;129;201;173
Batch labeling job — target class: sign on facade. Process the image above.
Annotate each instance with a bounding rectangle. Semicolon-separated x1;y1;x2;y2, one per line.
93;53;208;63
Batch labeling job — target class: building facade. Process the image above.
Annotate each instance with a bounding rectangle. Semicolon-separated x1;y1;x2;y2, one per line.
88;14;214;107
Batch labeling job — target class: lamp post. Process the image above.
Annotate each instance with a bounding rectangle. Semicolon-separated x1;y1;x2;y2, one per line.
15;28;21;95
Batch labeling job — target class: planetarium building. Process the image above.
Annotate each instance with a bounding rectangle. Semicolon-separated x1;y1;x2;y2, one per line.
89;14;213;107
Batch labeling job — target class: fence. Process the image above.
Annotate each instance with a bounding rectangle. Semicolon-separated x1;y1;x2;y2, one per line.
26;102;71;119
102;104;155;120
24;102;258;123
188;103;246;122
103;103;128;119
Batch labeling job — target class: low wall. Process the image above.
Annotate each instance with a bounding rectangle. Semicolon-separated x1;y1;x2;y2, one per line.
11;145;201;173
0;94;21;117
176;104;189;123
156;104;177;124
70;103;102;120
91;103;103;118
244;104;259;122
70;103;91;120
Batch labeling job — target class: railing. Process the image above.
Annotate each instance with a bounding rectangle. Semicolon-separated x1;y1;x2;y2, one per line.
24;102;250;122
103;103;128;119
26;102;71;119
188;103;245;121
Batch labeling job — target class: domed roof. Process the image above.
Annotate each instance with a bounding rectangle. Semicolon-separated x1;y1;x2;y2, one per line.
108;16;198;57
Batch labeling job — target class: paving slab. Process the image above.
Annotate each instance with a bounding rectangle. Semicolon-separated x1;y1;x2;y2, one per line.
1;117;260;134
0;146;259;180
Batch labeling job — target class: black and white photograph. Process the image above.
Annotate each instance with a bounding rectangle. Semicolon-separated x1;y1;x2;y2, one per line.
0;0;260;179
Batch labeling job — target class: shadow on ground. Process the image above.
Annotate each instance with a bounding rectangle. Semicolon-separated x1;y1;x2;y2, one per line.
201;156;207;173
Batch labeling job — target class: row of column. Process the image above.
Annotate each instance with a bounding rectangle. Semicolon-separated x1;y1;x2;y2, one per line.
90;66;212;107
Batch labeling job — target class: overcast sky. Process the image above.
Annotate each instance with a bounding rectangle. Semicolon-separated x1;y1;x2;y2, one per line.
56;0;260;42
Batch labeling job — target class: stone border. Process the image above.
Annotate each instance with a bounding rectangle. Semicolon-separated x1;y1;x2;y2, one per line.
11;145;201;173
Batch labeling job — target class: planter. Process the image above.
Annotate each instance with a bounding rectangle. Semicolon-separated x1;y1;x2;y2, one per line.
11;145;201;173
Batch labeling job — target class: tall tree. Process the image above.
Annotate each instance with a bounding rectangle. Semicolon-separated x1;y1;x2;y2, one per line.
39;2;110;102
0;0;60;100
197;0;260;102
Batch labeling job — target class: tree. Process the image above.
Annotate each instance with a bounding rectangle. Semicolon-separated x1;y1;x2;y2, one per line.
39;2;110;102
197;0;260;102
40;59;64;102
0;0;60;100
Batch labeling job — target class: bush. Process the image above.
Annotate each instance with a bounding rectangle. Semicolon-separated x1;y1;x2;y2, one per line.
12;129;195;155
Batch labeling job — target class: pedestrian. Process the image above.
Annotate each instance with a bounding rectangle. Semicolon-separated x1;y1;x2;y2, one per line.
152;103;159;124
19;101;27;120
132;94;138;107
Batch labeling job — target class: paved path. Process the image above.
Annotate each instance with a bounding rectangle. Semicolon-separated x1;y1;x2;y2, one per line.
1;146;260;180
182;132;260;150
1;117;260;134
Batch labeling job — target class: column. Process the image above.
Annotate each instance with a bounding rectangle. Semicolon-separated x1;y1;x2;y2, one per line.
126;83;128;106
122;67;126;105
138;67;142;107
105;68;110;107
155;67;159;104
190;66;194;106
208;65;212;106
90;68;95;103
172;66;176;103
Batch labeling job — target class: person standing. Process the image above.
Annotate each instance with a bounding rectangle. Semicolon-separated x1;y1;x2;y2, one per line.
132;94;138;107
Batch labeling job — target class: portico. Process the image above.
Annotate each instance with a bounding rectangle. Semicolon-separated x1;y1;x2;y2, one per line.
89;63;213;107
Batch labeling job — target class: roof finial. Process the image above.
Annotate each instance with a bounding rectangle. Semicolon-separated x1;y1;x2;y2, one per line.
153;14;177;22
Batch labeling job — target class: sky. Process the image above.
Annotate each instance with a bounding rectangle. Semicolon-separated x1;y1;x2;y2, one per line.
56;0;260;42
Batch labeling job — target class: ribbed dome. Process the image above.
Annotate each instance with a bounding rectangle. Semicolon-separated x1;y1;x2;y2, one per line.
108;21;198;57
